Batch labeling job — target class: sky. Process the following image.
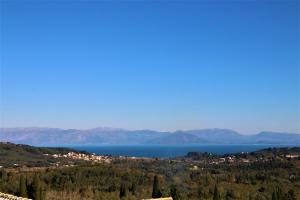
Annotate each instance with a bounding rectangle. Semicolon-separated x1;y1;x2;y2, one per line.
0;1;299;134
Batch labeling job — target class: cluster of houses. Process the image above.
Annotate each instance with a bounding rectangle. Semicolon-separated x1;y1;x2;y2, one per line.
187;151;300;168
47;152;153;164
48;152;112;163
285;154;300;159
47;151;300;168
205;156;251;165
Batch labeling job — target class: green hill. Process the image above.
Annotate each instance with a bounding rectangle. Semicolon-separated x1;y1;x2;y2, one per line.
0;142;85;167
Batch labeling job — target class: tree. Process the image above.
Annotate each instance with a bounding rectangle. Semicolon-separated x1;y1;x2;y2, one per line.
39;187;45;200
19;175;28;198
272;186;282;200
197;185;204;199
213;185;220;200
152;175;162;198
204;175;210;186
249;193;255;200
28;175;41;200
285;189;296;200
129;183;136;195
225;189;235;200
0;171;7;181
170;185;180;200
272;192;277;200
119;183;126;199
255;194;265;200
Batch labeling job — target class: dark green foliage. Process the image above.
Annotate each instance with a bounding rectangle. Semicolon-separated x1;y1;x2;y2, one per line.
272;186;283;200
19;175;28;198
170;185;180;200
39;187;45;200
272;192;277;200
284;189;296;200
258;187;265;193
0;142;88;167
19;176;43;200
34;175;41;200
225;189;235;200
197;185;204;199
152;175;162;198
213;185;220;200
27;175;42;200
129;183;136;195
119;183;127;199
1;145;300;200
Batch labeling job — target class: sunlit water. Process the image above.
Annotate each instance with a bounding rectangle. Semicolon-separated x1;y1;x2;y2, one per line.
63;144;298;158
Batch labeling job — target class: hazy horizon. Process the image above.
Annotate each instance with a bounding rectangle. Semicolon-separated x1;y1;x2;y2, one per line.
1;126;300;136
1;1;299;134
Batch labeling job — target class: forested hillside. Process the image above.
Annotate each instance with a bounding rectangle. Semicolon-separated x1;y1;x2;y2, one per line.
0;142;87;167
0;143;299;200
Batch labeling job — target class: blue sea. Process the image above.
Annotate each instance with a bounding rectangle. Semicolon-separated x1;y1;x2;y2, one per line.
66;144;298;158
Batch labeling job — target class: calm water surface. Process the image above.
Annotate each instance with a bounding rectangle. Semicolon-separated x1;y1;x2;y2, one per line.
66;144;297;158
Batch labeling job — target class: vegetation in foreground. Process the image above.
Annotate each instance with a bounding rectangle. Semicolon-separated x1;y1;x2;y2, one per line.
0;143;299;200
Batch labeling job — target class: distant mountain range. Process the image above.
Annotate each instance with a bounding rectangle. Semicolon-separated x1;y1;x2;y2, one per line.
0;127;299;145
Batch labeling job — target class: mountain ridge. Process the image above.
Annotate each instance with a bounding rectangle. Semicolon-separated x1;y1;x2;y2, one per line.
0;127;299;145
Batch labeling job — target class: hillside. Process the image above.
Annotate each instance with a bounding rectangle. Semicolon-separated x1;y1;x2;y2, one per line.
1;143;299;200
0;142;86;167
185;147;300;161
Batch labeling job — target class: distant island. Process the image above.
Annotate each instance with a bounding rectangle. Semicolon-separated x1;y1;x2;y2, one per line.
0;127;299;145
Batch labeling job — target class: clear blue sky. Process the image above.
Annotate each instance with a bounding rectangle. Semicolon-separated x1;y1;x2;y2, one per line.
0;1;299;134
